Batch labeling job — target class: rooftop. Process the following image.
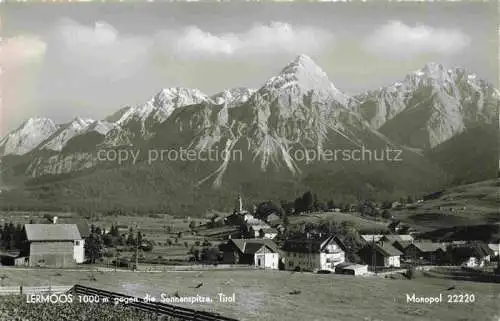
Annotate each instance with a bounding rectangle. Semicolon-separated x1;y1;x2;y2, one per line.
25;224;82;241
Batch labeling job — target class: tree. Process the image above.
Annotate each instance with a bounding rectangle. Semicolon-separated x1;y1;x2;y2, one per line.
294;197;304;215
280;200;294;216
282;212;289;228
382;210;391;219
189;221;196;230
302;191;314;213
327;200;335;210
85;233;103;264
200;247;220;263
381;200;392;210
189;246;200;261
126;228;135;245
255;201;283;219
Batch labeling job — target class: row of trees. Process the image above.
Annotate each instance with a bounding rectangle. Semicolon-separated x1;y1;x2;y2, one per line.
85;224;154;264
0;222;28;252
253;190;420;223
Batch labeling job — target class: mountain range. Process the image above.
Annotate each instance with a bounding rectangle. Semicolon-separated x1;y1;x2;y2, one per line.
0;54;498;215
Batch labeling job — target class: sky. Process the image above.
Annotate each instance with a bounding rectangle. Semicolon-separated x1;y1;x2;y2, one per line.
1;1;498;135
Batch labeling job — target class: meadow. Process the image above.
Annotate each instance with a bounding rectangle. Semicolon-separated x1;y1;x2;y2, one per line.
1;269;498;321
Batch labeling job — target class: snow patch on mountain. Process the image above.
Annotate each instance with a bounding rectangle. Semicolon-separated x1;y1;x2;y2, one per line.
212;88;256;107
0;117;59;156
40;117;95;151
356;62;499;148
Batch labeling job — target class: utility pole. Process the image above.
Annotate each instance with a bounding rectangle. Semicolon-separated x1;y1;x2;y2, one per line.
135;226;139;271
372;236;377;274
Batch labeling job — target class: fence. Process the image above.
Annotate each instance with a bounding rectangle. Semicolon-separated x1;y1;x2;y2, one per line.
70;284;239;321
0;285;72;296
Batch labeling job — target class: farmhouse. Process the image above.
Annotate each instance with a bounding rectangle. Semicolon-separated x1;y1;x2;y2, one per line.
25;224;83;267
403;242;446;264
282;233;346;272
221;239;280;269
449;242;494;267
380;234;414;252
358;243;402;268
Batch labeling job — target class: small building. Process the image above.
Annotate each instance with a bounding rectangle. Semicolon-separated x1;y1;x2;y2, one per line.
0;251;27;266
335;263;369;276
257;227;278;240
361;235;384;243
450;242;494;267
404;242;446;264
461;257;486;268
381;234;414;244
221;239;280;269
25;224;83;267
487;243;500;257
282;233;346;272
358;243;402;268
266;213;281;226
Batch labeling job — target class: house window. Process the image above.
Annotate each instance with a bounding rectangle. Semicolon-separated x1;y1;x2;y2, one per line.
75;241;80;246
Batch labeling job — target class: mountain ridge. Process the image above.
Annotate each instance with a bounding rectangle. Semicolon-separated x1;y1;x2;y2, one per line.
0;55;497;214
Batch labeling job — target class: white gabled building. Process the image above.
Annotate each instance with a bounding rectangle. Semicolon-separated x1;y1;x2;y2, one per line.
282;233;346;272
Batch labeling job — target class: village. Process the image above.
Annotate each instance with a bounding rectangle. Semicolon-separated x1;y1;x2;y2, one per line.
0;192;498;279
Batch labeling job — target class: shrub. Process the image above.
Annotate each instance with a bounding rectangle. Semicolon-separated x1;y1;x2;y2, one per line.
405;266;417;279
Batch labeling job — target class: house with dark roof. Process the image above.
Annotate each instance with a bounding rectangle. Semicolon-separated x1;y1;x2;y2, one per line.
380;234;414;252
361;235;384;243
25;224;83;267
221;239;280;269
282;233;346;272
449;242;495;267
358;243;402;268
57;219;90;239
403;242;446;264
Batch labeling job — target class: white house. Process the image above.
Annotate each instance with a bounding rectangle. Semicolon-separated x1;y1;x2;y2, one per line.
57;219;90;264
488;243;500;257
282;233;346;272
73;239;85;263
222;239;280;270
462;257;486;268
256;227;278;240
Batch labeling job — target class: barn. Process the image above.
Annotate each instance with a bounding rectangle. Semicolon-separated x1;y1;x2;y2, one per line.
25;224;83;267
221;238;280;269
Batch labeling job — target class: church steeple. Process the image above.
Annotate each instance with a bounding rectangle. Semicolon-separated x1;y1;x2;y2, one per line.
236;193;243;214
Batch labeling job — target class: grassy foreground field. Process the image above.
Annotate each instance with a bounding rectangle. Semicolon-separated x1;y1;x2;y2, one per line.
1;269;499;321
